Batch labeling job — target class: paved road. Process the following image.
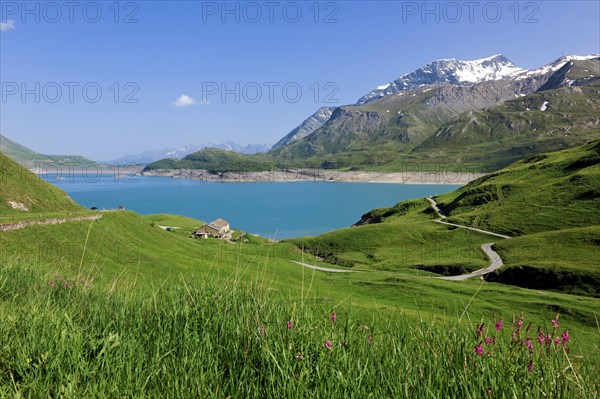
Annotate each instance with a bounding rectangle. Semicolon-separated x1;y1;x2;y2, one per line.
427;196;511;280
287;197;510;277
435;243;503;281
426;197;511;239
290;260;360;273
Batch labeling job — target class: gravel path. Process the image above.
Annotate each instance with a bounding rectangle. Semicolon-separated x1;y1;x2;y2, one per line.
0;215;102;232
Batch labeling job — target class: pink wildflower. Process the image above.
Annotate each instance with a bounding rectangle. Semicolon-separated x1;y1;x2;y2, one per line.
554;337;561;345
561;330;569;343
492;336;497;345
516;319;523;329
475;344;484;356
527;361;534;373
48;280;55;287
330;313;337;323
525;338;533;351
551;319;559;329
287;321;294;329
324;340;333;350
495;319;503;332
537;331;545;344
484;337;491;344
296;352;304;360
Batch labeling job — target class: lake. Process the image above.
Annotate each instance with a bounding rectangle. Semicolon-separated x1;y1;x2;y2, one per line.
50;175;460;239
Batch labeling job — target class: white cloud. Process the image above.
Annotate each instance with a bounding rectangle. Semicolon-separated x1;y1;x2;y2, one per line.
172;94;208;107
0;20;15;32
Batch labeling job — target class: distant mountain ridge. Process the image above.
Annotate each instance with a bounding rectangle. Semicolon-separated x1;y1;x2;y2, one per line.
113;141;272;164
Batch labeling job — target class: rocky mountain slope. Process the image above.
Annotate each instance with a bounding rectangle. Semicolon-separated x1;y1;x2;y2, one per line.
270;55;600;171
271;107;335;149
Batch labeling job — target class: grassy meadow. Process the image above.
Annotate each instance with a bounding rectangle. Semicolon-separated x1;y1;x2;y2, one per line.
0;144;599;397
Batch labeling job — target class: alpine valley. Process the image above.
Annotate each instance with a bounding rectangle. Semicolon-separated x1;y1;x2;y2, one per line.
144;54;600;174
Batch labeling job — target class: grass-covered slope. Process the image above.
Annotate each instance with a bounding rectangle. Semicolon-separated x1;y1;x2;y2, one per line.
0;152;83;215
414;82;600;171
288;199;492;274
1;134;96;168
2;258;597;398
1;142;600;396
299;142;599;295
435;140;600;236
143;147;275;173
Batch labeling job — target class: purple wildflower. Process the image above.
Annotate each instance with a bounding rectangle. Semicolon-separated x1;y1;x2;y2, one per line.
475;344;484;356
495;319;503;332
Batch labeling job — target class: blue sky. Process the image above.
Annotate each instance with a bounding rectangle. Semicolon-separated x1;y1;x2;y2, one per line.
1;0;599;161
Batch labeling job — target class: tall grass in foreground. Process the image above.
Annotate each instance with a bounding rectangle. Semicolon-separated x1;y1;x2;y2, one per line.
0;260;597;398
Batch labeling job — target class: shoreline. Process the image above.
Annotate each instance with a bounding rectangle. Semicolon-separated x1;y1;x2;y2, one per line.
140;169;485;185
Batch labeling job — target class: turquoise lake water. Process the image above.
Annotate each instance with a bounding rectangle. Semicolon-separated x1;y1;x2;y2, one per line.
51;175;460;239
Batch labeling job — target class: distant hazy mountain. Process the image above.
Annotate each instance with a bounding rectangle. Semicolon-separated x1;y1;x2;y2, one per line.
113;142;272;164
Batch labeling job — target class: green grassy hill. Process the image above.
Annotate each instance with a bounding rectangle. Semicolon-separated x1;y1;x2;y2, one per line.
295;142;599;296
0;134;96;168
143;147;275;173
435;140;600;235
0;152;83;215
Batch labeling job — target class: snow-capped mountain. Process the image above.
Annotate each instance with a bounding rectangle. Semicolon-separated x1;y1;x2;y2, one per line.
357;55;525;105
113;142;272;164
516;54;600;81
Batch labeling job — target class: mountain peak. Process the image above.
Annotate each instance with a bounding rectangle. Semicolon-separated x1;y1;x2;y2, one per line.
357;55;524;105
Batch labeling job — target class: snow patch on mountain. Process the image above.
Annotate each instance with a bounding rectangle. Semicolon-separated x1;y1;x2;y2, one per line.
357;55;525;105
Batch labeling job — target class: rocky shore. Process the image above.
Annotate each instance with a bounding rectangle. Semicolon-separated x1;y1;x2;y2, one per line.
140;168;485;185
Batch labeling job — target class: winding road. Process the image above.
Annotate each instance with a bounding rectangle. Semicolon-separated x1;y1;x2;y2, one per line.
291;197;511;280
290;260;360;273
426;196;511;281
